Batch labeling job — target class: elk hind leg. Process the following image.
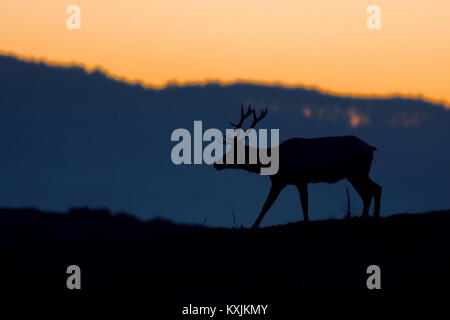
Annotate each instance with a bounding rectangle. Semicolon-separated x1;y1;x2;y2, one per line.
369;179;382;218
348;178;373;218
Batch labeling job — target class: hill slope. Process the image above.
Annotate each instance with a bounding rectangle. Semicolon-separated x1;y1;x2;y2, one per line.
1;207;449;300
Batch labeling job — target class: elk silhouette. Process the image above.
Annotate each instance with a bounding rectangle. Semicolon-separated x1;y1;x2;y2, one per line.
214;105;381;229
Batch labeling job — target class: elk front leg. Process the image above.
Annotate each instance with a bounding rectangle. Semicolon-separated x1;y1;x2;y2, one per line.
251;184;283;229
296;184;309;222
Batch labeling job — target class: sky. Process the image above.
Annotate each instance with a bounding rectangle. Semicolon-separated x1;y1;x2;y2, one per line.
1;0;449;105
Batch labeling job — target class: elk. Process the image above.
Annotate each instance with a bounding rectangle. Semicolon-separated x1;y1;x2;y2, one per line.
214;105;381;229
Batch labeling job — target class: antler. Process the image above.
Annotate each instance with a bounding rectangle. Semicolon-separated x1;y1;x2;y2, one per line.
230;104;254;129
230;104;268;131
248;108;268;129
222;104;268;144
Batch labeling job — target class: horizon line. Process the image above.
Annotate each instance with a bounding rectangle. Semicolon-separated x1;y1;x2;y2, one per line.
2;51;449;108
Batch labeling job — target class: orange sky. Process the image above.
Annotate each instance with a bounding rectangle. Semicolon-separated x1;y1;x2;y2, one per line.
1;0;449;105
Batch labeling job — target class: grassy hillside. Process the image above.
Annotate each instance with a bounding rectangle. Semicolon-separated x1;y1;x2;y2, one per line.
1;207;449;302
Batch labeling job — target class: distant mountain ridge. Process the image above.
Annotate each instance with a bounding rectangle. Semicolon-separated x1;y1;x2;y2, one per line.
1;54;450;226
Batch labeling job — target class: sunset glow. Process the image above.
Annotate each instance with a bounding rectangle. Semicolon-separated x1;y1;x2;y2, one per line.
1;0;449;105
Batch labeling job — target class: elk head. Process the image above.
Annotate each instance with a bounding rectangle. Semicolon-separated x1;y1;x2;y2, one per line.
214;104;274;174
